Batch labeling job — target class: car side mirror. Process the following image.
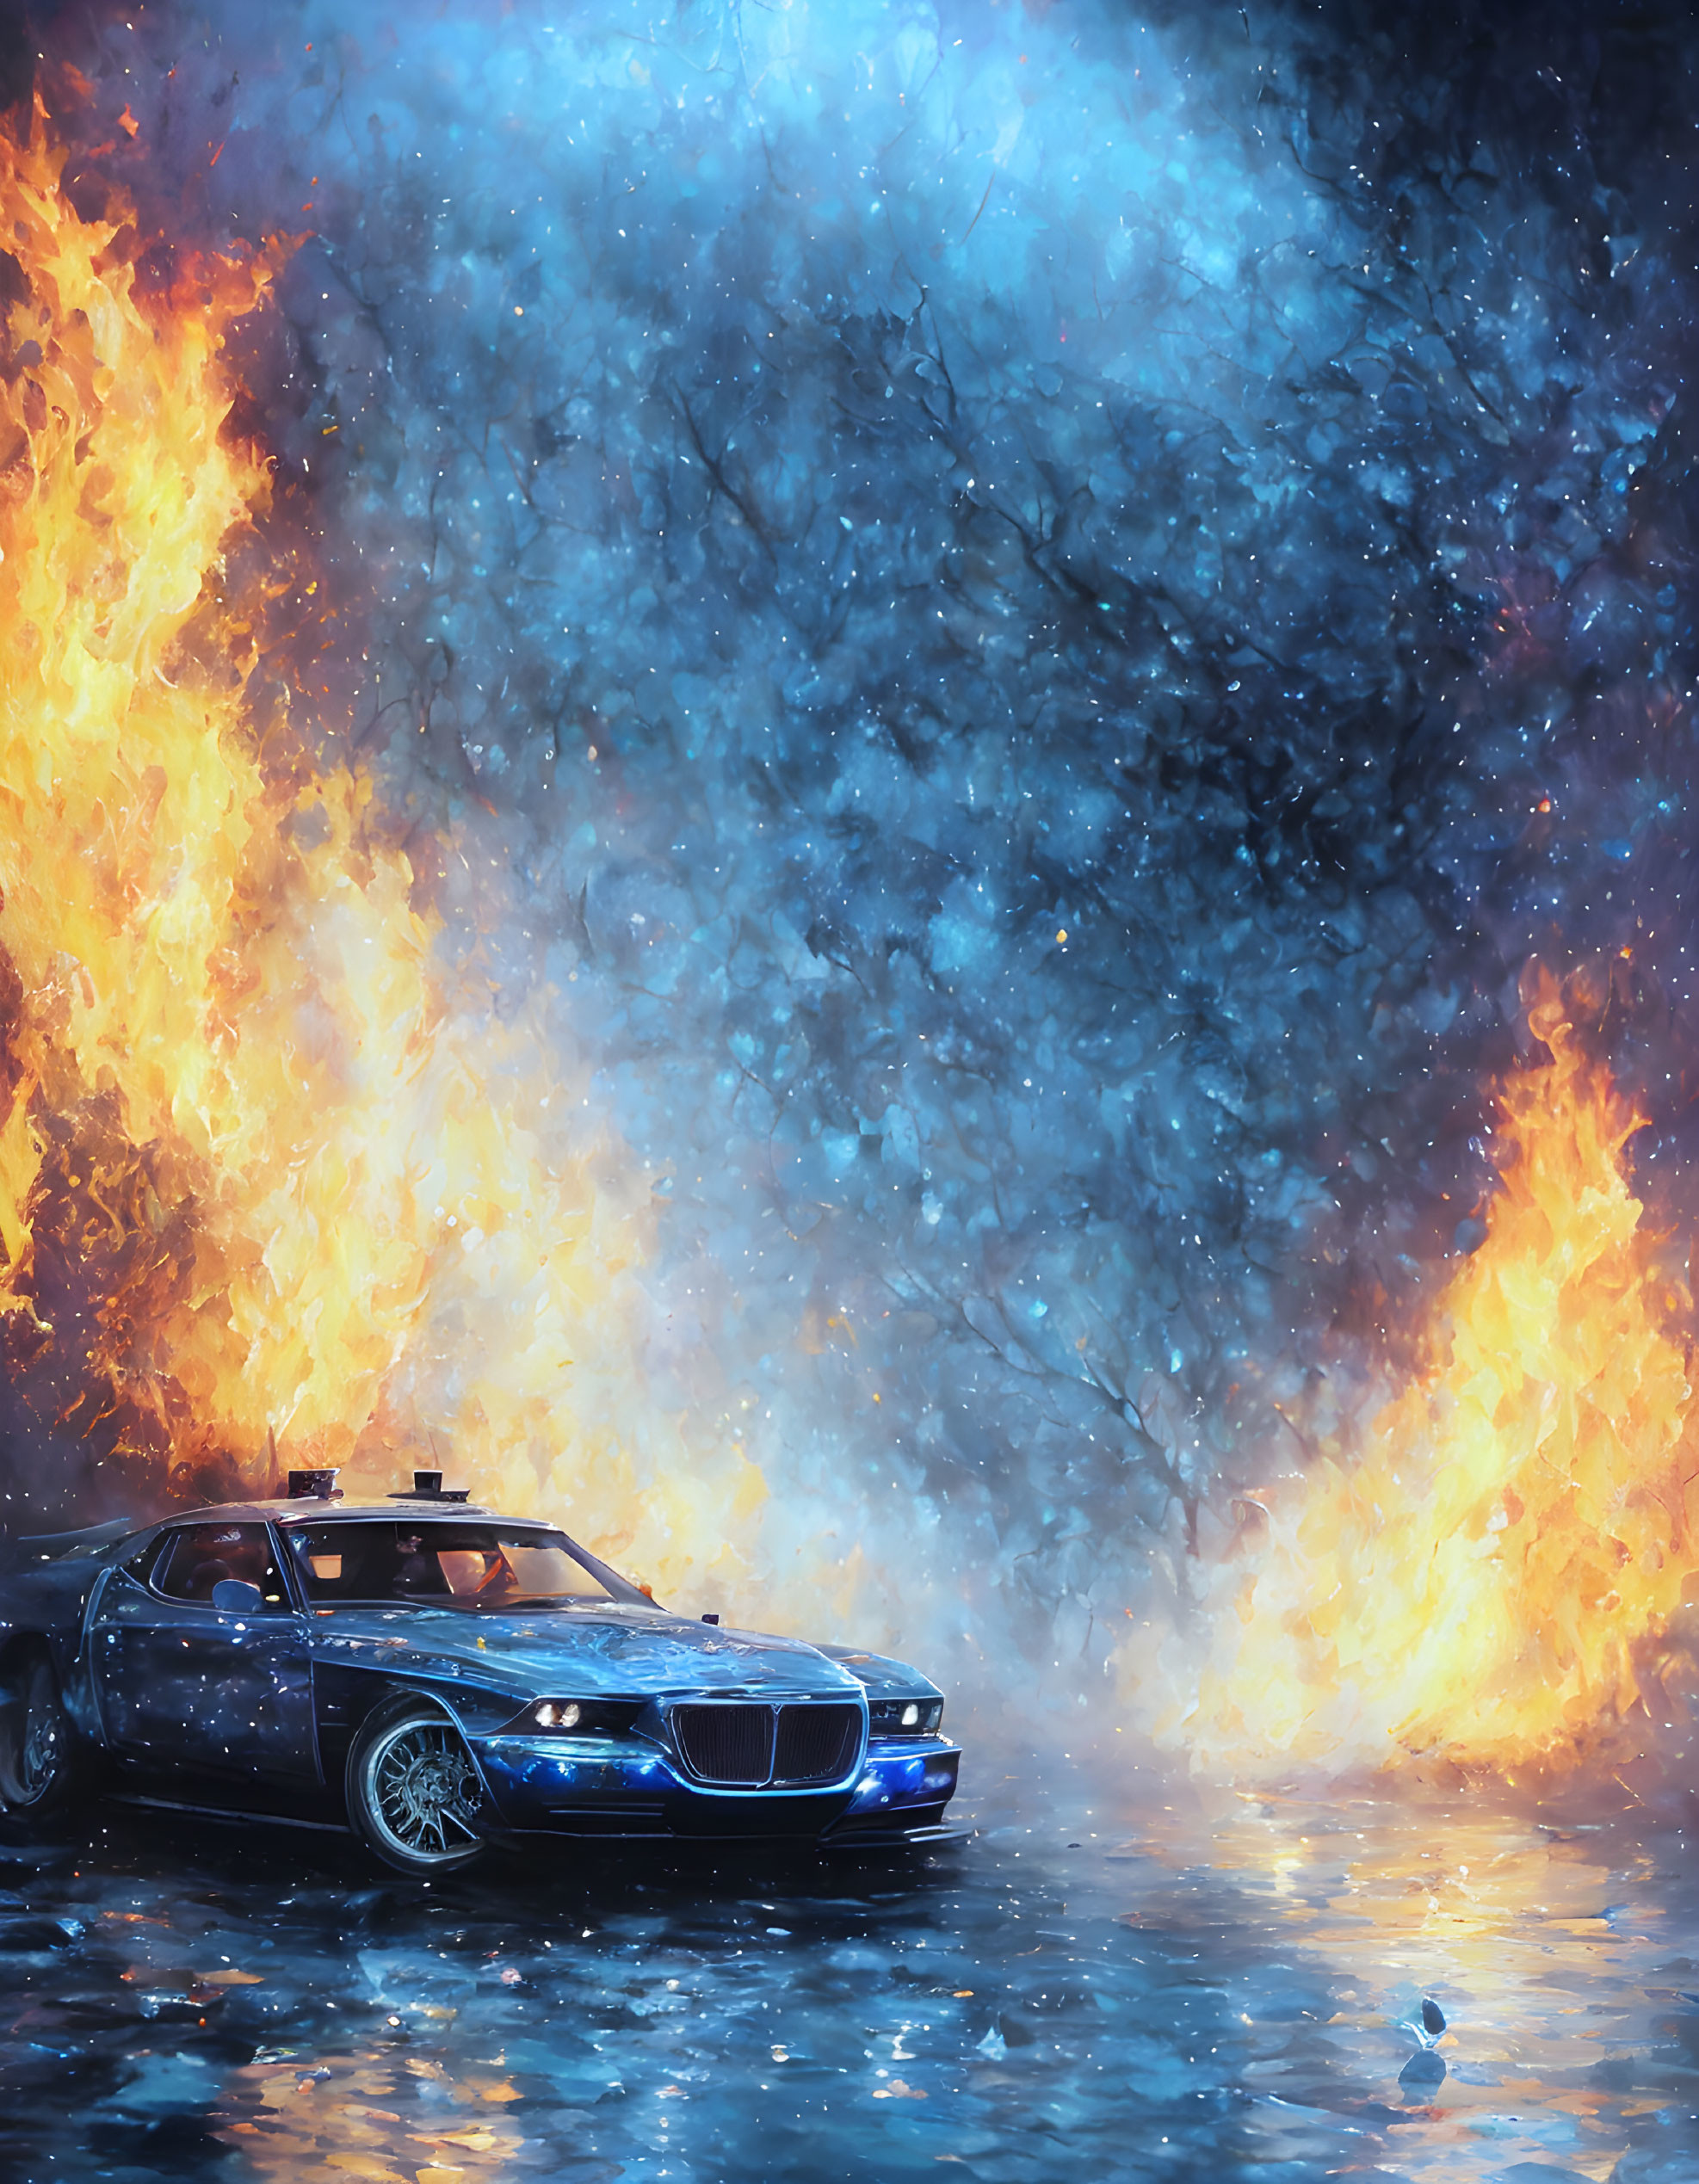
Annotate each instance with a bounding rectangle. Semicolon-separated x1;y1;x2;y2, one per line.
212;1578;265;1614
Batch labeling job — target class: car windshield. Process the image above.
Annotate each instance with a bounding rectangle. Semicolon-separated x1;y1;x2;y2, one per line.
285;1522;626;1607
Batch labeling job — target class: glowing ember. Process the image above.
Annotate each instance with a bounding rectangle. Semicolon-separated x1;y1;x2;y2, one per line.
0;114;763;1594
1161;969;1698;1775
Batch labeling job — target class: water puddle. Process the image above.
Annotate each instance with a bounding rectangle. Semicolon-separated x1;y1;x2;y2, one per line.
2;1774;1696;2180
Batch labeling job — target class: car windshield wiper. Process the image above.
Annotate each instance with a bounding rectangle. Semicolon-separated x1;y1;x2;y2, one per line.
462;1592;614;1608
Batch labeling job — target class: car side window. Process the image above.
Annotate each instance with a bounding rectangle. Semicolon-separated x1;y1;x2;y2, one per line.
123;1533;169;1585
153;1523;289;1611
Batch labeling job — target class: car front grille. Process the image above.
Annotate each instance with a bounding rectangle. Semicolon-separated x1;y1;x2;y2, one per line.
673;1705;775;1786
773;1703;862;1785
671;1702;862;1788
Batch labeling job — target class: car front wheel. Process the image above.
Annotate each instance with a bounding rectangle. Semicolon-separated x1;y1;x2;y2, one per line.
0;1650;76;1815
346;1701;488;1877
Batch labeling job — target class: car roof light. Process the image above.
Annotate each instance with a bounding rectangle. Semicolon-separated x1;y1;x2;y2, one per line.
386;1468;472;1502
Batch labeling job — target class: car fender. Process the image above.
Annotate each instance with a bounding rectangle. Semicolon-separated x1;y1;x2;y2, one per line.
0;1566;115;1744
310;1657;534;1805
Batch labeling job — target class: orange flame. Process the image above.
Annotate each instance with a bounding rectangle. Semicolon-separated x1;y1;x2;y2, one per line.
0;116;776;1601
1158;972;1699;1775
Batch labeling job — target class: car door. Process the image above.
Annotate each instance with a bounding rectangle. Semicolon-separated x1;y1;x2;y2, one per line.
89;1521;319;1784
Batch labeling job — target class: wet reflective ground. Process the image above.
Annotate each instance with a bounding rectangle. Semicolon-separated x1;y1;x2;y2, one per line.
4;1766;1699;2182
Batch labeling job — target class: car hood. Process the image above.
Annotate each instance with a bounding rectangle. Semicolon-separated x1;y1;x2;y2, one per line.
306;1601;868;1700
812;1644;943;1702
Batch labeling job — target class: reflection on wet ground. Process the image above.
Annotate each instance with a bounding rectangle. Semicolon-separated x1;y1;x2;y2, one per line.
3;1768;1699;2181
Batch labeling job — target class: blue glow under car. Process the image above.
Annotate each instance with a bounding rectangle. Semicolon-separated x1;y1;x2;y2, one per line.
0;1472;961;1875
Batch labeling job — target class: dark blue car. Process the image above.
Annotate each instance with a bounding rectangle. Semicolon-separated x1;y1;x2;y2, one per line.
0;1473;961;1875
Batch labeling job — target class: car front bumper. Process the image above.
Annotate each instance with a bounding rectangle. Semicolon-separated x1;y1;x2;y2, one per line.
474;1732;961;1842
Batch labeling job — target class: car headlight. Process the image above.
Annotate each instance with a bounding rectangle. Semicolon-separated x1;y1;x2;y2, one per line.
504;1698;645;1736
868;1697;944;1737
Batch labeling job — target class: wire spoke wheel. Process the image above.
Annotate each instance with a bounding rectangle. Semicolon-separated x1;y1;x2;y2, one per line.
349;1706;486;1875
375;1724;479;1852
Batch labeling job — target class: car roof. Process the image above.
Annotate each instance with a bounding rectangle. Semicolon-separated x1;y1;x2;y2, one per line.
145;1499;528;1529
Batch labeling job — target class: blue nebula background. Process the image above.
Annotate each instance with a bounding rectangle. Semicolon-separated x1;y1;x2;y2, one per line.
19;0;1699;1718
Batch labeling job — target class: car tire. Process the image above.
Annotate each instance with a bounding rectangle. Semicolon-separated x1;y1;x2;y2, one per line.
0;1649;77;1816
346;1700;489;1877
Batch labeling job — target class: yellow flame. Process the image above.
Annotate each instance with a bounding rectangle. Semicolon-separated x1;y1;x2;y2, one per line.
0;116;772;1601
1160;971;1698;1775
